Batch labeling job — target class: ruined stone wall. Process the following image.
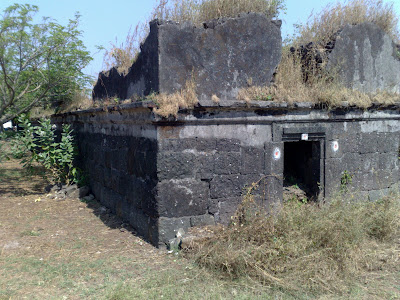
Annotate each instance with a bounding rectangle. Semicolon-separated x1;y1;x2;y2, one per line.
93;13;282;101
70;15;400;247
324;119;400;200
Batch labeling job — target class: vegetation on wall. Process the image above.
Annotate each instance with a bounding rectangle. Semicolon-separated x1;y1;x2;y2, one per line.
293;0;399;47
238;0;400;107
153;75;198;117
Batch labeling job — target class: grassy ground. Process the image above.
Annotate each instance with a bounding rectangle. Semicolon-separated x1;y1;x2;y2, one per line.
0;140;399;299
0;153;285;299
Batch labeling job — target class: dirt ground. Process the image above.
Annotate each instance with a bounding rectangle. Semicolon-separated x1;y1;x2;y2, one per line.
0;158;176;299
0;156;271;300
1;152;399;299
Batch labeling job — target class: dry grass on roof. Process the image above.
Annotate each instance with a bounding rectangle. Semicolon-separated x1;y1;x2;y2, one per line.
153;0;284;25
294;0;399;47
239;0;400;108
237;50;400;108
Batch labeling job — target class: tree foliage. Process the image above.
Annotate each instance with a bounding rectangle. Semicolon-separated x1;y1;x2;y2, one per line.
0;4;92;124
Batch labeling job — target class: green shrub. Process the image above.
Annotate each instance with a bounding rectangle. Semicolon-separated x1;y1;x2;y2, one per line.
17;115;78;185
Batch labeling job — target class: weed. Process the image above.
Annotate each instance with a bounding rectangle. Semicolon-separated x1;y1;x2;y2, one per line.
184;185;400;295
20;230;40;237
294;0;399;47
340;170;353;193
17;115;79;185
238;0;400;107
152;74;198;117
211;94;220;103
100;24;147;75
238;47;400;107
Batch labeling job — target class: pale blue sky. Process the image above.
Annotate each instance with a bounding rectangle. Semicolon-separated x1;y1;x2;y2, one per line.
1;0;399;79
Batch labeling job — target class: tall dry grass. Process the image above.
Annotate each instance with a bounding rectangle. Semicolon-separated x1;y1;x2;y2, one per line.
239;0;400;107
153;75;198;117
184;189;400;295
153;0;284;24
101;24;149;75
238;49;400;107
295;0;399;47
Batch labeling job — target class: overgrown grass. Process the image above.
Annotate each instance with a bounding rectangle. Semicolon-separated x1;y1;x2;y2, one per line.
239;0;400;107
153;0;284;24
184;190;400;296
152;75;198;117
101;24;149;75
238;49;400;107
294;0;399;47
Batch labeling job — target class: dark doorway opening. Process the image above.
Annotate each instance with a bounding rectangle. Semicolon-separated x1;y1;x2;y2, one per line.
284;141;321;200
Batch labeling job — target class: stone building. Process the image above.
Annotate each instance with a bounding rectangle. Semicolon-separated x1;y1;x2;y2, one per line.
55;14;400;247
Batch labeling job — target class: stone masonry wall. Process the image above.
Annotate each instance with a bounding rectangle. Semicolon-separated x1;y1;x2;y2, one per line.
155;124;280;243
53;101;400;247
93;13;282;101
53;104;161;245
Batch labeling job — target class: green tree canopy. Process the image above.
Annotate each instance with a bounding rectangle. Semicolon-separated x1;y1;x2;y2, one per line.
0;4;92;124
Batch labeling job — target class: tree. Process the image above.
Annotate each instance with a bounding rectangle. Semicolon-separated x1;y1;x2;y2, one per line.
0;4;92;124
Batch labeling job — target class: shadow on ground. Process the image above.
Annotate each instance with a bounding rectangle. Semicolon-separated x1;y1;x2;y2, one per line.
0;161;48;196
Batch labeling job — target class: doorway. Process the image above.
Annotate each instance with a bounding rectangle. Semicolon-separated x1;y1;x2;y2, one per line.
284;141;321;199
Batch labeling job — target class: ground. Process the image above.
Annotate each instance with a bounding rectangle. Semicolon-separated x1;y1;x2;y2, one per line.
0;159;167;299
0;157;279;299
0;154;399;299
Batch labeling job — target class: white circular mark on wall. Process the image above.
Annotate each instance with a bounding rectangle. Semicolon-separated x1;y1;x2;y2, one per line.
273;147;281;160
332;141;339;152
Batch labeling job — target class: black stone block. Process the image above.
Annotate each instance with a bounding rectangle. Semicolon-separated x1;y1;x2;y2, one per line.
157;179;209;218
183;138;217;152
158;216;191;244
190;214;215;227
196;153;215;180
157;152;196;180
216;139;241;152
359;133;378;154
214;197;243;225
214;152;241;175
210;175;243;199
241;147;265;174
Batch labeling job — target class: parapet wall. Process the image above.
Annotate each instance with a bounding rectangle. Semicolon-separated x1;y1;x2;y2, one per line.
322;22;400;93
53;101;400;247
94;16;400;102
93;13;282;101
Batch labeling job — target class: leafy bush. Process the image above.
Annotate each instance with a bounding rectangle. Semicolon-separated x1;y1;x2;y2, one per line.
17;115;78;184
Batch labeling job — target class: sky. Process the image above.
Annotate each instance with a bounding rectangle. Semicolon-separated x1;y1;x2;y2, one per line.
1;0;399;80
